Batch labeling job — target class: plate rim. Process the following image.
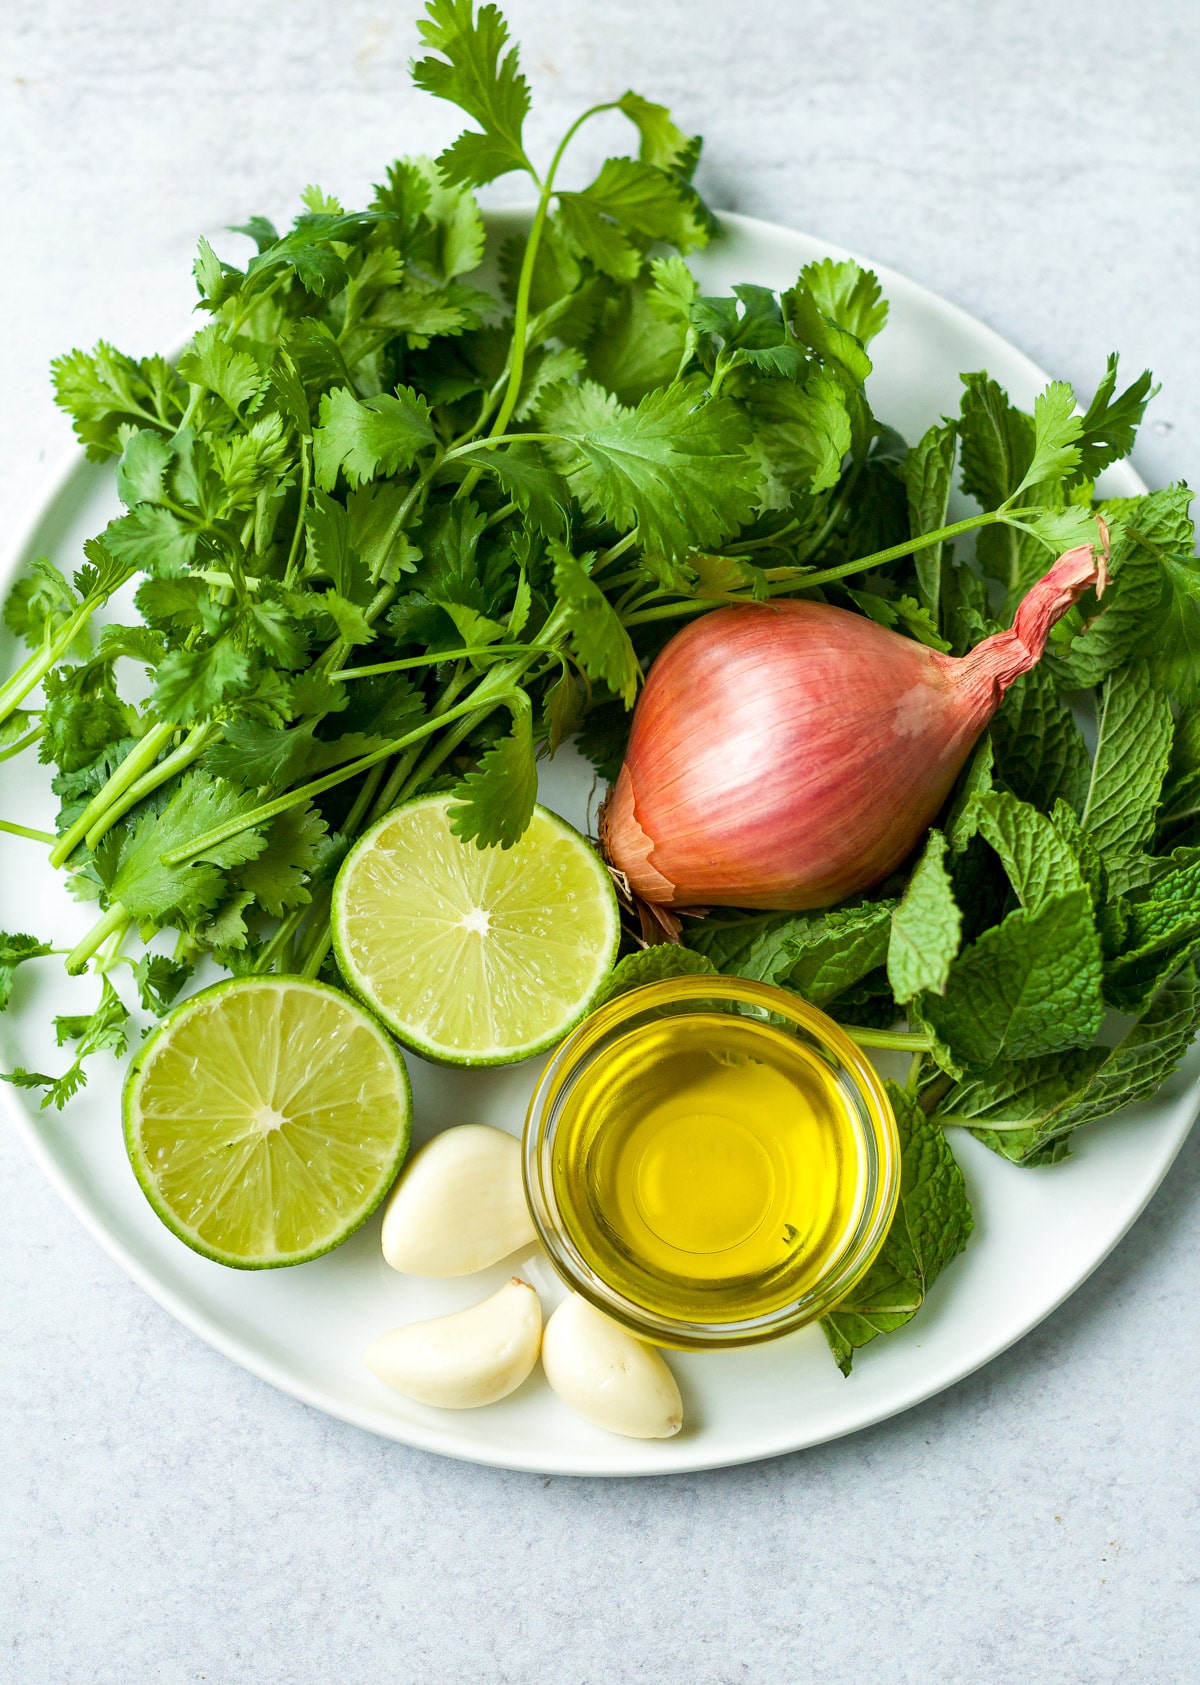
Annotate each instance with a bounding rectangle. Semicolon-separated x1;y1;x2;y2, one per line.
4;208;1194;1477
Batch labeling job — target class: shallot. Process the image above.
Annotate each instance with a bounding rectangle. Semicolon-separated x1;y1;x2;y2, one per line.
604;536;1107;911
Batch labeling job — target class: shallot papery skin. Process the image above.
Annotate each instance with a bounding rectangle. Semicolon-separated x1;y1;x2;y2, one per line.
605;540;1107;911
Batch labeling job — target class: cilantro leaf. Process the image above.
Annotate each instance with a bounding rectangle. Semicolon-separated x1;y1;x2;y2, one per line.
3;978;130;1110
1012;381;1082;498
153;641;254;724
312;385;434;491
465;441;570;538
412;0;533;187
176;324;263;416
540;376;759;558
235;800;328;916
887;831;961;1003
1073;355;1157;483
133;953;191;1015
448;693;537;849
552;544;641;708
99;773;268;927
798;259;888;347
615;90;702;179
0;932;54;1012
558;157;705;269
820;1082;973;1374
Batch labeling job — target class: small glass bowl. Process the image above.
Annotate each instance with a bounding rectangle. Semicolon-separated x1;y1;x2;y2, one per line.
523;976;900;1350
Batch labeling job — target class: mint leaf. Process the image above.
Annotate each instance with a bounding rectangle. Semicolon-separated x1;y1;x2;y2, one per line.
920;889;1103;1067
904;419;956;617
1103;852;1200;1011
973;790;1085;914
448;694;537;849
958;372;1034;512
820;1082;973;1374
541;376;759;558
688;902;895;1008
990;664;1090;815
939;962;1200;1164
888;831;961;1003
593;946;717;1008
413;0;533;187
312;385;434;491
1081;660;1173;858
552;544;641;708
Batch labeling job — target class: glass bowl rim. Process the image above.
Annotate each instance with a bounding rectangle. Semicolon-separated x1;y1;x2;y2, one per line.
522;975;901;1350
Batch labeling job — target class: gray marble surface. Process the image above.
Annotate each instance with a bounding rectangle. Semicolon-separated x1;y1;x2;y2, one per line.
3;3;1198;1680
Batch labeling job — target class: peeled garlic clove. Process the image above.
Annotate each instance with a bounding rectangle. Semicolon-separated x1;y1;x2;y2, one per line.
541;1294;683;1439
381;1124;536;1276
365;1277;542;1409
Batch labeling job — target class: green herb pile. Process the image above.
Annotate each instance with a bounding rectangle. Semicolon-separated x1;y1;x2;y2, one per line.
2;0;1198;1372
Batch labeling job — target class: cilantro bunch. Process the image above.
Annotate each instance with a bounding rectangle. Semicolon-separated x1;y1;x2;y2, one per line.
1;0;1198;1373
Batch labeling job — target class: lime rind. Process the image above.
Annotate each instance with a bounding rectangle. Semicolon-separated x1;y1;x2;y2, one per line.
331;796;620;1067
124;976;412;1270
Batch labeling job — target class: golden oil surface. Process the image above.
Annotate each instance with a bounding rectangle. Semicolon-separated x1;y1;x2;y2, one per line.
551;1012;866;1324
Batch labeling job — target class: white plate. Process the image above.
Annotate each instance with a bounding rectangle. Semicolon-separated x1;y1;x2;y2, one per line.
3;211;1195;1477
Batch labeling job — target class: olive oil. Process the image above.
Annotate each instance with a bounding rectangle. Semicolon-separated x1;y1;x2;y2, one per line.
551;1011;870;1326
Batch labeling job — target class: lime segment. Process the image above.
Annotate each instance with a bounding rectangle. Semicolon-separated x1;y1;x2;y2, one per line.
124;978;411;1268
332;796;620;1065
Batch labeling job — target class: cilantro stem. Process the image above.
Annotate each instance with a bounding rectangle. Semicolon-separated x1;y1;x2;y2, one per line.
455;100;621;503
0;592;117;729
0;819;57;845
592;530;640;573
620;510;1016;626
84;723;217;852
49;719;178;867
798;509;1010;588
65;903;129;976
282;434;312;589
330;644;539;682
158;676;520;868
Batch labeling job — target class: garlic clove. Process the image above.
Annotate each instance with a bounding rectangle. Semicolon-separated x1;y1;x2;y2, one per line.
380;1124;537;1276
541;1293;683;1439
365;1277;542;1409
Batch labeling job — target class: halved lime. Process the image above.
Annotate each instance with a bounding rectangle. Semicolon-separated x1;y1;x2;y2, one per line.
124;977;411;1269
331;796;620;1066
